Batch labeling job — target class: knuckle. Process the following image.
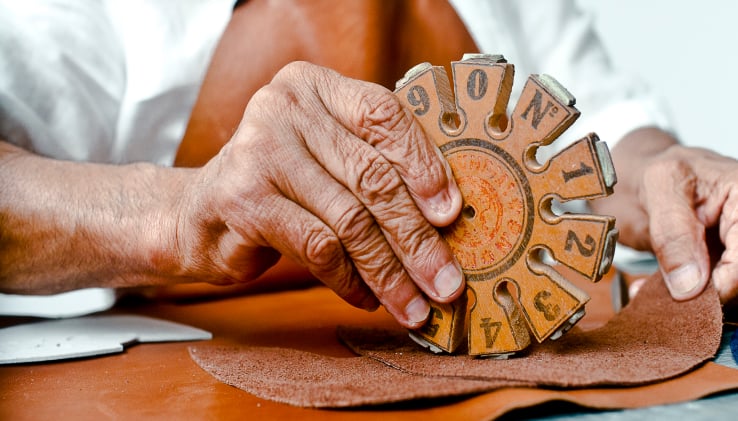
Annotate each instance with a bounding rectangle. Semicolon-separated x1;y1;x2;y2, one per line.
229;124;271;157
332;201;377;244
352;90;448;200
223;128;281;186
301;222;364;303
303;224;344;269
274;61;334;101
641;158;696;211
273;61;314;83
397;225;442;279
355;154;404;204
250;82;303;119
643;158;694;191
331;272;365;305
328;203;399;284
401;223;438;256
371;262;407;297
354;90;413;145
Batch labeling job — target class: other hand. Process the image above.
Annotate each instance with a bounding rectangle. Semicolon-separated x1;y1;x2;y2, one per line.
598;128;738;306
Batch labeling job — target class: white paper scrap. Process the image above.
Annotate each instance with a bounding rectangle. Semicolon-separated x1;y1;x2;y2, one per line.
0;315;212;364
0;288;117;318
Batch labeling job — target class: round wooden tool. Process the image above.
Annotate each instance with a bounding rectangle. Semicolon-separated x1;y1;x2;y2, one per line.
396;54;618;357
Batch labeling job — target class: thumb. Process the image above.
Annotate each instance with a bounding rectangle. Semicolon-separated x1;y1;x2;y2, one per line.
643;166;710;300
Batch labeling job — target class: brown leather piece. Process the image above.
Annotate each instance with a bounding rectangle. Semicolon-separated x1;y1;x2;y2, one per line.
338;274;722;387
450;364;738;418
188;342;738;413
188;345;532;407
187;272;731;409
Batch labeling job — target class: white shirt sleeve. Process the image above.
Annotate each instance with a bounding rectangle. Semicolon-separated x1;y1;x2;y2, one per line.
101;0;233;165
0;0;233;315
0;0;233;165
0;0;126;162
449;0;673;152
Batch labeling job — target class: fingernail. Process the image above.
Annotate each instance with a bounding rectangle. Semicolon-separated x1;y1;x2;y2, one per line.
405;295;430;324
434;262;463;298
664;264;701;298
428;189;454;217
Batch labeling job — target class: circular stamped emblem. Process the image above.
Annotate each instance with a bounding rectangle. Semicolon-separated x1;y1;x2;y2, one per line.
440;138;534;280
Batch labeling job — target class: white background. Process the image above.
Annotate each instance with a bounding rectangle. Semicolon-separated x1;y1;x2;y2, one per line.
577;0;738;158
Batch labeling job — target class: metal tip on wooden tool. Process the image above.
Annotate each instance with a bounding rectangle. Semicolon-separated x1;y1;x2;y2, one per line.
599;229;619;276
461;53;507;64
550;307;586;340
477;352;515;360
408;332;444;354
594;138;617;189
538;74;576;106
395;62;432;89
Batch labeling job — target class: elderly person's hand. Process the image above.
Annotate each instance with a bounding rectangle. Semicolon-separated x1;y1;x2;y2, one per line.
178;62;465;328
593;127;738;307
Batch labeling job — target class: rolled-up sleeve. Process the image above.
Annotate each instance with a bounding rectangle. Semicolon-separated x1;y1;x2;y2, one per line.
0;0;125;162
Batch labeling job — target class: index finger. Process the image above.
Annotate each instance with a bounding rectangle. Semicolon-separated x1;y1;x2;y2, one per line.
641;159;710;300
307;64;463;227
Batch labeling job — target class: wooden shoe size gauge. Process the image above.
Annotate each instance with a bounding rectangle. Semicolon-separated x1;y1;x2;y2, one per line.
395;54;618;357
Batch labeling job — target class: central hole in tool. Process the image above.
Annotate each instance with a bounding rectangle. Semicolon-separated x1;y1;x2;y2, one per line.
462;204;476;219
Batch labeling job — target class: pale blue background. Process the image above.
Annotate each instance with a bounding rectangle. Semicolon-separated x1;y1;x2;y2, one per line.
578;0;738;158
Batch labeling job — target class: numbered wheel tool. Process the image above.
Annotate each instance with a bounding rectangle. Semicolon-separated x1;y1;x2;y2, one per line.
395;54;618;357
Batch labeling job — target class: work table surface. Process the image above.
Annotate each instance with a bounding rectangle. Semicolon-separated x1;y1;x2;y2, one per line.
2;271;737;420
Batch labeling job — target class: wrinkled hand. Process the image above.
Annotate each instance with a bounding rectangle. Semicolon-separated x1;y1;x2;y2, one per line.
602;129;738;306
176;62;465;328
